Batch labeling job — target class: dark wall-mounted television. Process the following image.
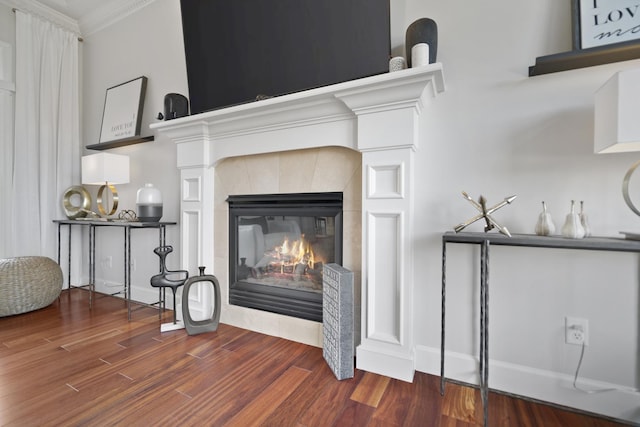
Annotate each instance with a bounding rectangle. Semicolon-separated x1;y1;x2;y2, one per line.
180;0;390;115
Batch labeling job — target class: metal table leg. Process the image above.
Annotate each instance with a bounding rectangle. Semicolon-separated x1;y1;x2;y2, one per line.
125;226;131;320
56;223;65;302
89;224;95;309
160;225;166;246
479;239;490;427
56;222;72;289
440;236;490;427
161;225;167;315
67;225;71;289
440;236;447;395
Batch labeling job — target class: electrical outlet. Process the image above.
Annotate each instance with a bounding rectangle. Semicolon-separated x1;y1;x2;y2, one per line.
565;316;589;346
104;256;112;269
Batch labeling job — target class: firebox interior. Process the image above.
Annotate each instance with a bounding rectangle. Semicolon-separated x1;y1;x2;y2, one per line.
227;192;343;322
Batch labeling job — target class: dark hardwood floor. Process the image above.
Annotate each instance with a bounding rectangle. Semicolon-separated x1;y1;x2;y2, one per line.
0;289;631;426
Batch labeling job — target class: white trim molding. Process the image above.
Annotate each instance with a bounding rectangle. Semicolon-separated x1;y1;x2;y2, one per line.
0;0;157;37
1;0;80;35
79;0;156;37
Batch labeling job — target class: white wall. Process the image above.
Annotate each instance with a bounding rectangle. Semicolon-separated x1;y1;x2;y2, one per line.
81;0;640;422
0;3;14;49
81;0;187;303
407;0;640;422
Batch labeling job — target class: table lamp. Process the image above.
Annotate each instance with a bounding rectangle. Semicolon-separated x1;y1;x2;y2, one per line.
81;153;130;217
594;68;640;217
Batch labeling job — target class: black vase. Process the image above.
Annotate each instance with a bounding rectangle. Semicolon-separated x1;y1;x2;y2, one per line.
162;93;189;120
237;257;250;280
405;18;438;67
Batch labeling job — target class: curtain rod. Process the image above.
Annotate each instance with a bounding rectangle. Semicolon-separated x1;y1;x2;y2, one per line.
12;8;83;42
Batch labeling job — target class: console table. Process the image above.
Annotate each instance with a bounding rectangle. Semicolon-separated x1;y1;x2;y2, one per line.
54;219;176;319
440;231;640;427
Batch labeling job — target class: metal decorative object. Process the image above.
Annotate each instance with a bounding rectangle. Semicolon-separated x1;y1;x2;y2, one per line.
62;185;92;219
622;159;640;216
454;191;516;237
117;210;137;222
96;184;119;216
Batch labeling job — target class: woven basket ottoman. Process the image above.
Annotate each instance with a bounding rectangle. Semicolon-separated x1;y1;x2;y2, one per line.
0;256;63;317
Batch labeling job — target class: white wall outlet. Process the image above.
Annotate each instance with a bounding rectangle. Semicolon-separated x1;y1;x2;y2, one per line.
565;316;589;346
103;256;112;269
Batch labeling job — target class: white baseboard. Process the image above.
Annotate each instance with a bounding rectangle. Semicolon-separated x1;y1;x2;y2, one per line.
356;343;415;383
92;279;162;305
415;345;640;425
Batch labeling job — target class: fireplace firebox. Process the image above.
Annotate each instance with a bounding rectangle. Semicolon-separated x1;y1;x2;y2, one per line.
227;192;343;322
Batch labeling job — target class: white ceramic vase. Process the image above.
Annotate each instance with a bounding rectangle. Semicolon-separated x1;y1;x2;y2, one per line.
534;201;555;236
561;200;585;239
136;183;163;222
579;201;591;237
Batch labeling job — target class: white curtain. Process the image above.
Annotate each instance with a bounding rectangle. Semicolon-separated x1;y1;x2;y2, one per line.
7;11;80;258
0;86;14;258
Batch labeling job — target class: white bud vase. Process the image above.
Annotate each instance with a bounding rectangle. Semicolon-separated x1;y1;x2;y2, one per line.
579;201;591;237
136;183;163;222
561;200;585;239
534;201;555;236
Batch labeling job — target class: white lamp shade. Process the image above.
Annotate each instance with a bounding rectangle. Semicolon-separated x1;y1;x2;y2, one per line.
594;68;640;154
81;153;130;185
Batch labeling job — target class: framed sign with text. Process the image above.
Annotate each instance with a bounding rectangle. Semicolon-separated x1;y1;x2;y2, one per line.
99;76;147;144
573;1;640;49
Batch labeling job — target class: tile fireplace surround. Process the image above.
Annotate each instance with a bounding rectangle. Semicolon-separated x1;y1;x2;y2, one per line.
151;64;445;382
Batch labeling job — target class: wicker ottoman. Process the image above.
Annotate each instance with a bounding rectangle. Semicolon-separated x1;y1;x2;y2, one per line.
0;256;63;317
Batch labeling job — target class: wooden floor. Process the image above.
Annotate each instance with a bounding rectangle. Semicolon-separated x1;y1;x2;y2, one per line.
0;289;631;426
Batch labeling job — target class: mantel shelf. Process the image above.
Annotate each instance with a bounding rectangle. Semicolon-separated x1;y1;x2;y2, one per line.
86;135;154;151
529;40;640;76
151;63;445;166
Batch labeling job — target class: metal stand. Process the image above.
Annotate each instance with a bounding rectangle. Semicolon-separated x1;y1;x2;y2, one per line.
56;221;95;308
440;231;640;427
440;236;489;426
54;220;175;319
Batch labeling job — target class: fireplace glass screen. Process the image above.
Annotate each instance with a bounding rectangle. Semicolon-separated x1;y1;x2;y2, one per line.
228;193;343;321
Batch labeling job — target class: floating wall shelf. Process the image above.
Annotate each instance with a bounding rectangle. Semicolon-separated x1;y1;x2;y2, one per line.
529;40;640;76
86;135;154;151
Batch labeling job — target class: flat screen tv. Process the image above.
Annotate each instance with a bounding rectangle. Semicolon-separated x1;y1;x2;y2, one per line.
180;0;391;115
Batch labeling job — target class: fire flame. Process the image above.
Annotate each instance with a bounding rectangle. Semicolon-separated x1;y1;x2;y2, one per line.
278;234;315;269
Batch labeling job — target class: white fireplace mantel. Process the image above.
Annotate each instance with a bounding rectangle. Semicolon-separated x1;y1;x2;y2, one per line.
151;63;445;382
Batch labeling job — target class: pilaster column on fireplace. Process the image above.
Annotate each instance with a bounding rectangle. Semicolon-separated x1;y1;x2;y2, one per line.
175;144;217;321
356;147;416;382
336;86;425;382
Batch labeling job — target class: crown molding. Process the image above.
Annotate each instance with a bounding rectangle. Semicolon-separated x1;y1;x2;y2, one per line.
79;0;156;37
0;0;81;35
0;0;157;37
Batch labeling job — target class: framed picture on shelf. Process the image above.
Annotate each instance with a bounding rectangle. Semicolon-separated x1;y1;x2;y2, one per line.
572;0;640;50
99;76;147;144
